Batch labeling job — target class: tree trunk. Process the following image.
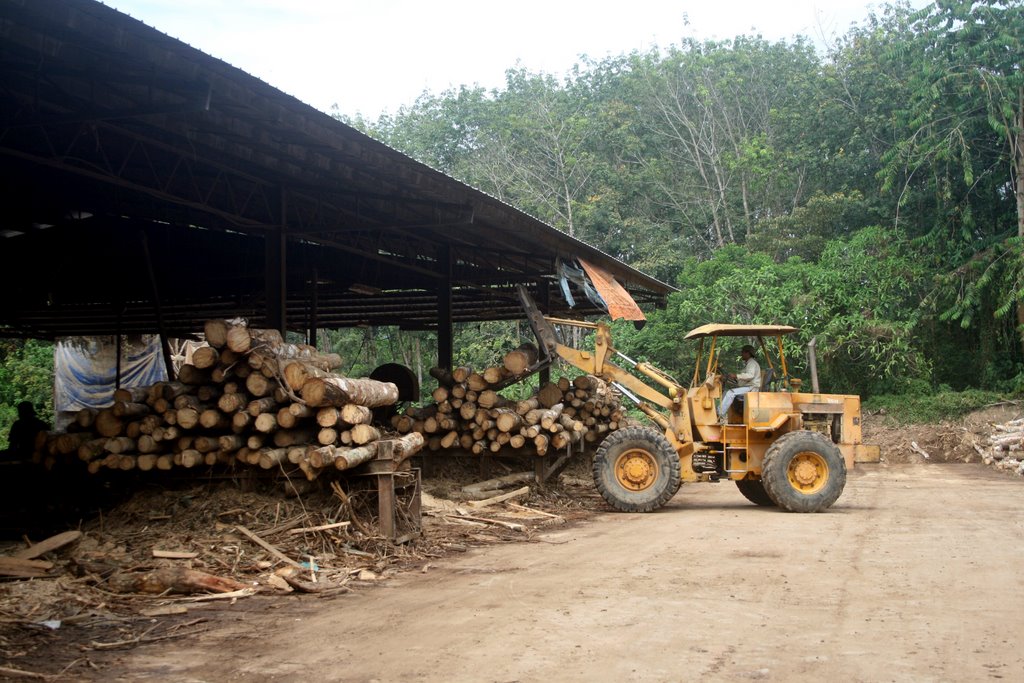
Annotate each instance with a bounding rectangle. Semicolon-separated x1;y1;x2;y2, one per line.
301;377;399;408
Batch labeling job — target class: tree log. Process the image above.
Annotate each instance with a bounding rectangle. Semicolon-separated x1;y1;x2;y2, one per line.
95;409;124;438
248;397;279;417
503;342;539;375
301;377;398;408
113;386;149;404
175;407;200;430
273;428;316;448
538;382;563;408
495;409;524;433
254;413;278;434
333;442;379;470
107;566;248;595
199;409;230;430
177;364;211;385
245;373;273;398
218;392;249;413
258;447;289;469
282;360;330;392
192;345;220;369
340;403;373;425
350;424;381;445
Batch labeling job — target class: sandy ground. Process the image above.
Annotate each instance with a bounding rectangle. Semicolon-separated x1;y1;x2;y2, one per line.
91;462;1024;683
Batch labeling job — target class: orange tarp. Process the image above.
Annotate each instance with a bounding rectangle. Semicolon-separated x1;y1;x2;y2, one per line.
578;258;646;322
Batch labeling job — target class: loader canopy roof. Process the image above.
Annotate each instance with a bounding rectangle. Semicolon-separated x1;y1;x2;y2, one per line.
683;324;800;340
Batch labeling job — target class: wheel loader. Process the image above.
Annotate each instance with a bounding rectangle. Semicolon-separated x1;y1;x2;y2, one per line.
517;286;879;513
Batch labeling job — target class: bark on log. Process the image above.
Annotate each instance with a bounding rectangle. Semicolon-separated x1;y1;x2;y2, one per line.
113;386;149;403
301;377;399;408
258;447;289;469
248;397;279;417
333;442;379;470
429;366;455;387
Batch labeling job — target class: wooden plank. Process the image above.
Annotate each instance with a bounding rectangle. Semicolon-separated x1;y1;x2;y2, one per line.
466;486;530;510
152;549;199;559
0;557;53;577
234;525;301;568
13;530;82;560
287;521;352;534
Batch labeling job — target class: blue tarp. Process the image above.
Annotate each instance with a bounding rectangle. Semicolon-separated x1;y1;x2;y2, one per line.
54;336;168;412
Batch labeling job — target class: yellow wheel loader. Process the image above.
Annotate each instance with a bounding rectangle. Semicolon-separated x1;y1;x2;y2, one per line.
517;286;879;513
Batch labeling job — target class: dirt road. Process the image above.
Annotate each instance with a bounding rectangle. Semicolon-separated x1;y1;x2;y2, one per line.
105;463;1024;682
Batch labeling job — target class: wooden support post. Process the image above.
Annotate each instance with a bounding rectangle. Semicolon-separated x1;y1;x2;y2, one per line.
480;453;492;480
437;245;453;370
376;440;396;540
535;455;546;484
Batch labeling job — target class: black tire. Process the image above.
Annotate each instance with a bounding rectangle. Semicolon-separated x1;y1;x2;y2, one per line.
761;430;847;513
735;479;775;507
592;426;681;512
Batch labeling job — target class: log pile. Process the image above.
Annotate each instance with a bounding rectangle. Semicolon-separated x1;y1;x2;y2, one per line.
34;319;421;480
981;416;1024;476
391;362;627;456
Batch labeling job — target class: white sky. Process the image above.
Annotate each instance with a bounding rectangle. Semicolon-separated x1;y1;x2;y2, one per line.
101;1;915;119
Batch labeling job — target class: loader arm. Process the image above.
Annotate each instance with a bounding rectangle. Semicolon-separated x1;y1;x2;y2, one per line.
516;285;693;443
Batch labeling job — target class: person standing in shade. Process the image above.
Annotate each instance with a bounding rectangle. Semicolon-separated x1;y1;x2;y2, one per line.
4;401;48;460
718;345;761;423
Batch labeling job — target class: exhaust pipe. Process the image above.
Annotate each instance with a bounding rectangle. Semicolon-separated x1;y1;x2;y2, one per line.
807;337;820;394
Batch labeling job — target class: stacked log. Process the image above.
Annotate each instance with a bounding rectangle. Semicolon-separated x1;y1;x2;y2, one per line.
392;368;627;456
981;417;1024;476
34;319;420;478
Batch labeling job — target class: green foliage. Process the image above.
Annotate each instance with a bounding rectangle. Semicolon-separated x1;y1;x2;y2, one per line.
864;389;1010;425
0;339;54;449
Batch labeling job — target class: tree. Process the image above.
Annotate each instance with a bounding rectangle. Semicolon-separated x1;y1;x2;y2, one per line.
887;0;1023;346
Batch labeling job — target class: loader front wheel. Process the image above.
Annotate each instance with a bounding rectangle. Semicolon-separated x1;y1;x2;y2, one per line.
593;427;681;512
761;430;846;512
735;478;775;507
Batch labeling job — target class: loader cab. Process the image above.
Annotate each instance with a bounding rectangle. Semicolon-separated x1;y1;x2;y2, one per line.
682;324;801;431
684;323;800;392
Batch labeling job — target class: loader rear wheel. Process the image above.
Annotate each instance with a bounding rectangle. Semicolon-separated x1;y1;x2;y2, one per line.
761;430;846;512
735;479;775;507
593;427;681;512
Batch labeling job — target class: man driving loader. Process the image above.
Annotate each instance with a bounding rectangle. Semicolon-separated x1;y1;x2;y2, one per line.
718;344;761;423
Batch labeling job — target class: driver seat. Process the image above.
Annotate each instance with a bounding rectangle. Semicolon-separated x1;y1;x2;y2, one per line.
732;367;775;416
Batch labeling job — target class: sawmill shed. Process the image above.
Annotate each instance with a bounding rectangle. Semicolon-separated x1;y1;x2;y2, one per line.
0;0;672;369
